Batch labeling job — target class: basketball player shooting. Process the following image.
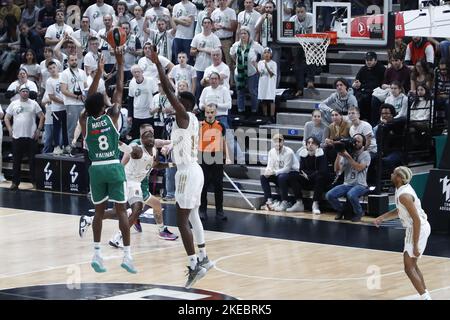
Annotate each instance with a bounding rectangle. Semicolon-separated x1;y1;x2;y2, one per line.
79;48;137;274
149;44;214;289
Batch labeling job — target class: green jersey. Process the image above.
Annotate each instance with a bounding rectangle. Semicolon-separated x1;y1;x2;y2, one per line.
85;114;120;162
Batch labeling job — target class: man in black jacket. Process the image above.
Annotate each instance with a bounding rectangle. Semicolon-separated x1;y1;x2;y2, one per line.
287;136;329;214
352;51;386;125
373;103;405;176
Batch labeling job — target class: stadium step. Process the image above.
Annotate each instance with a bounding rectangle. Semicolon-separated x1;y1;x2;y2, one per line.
283;99;322;111
276;112;312;127
314;73;355;86
248;137;303;153
329;63;364;75
302;87;336;100
207;190;265;210
259;124;304;138
327;51;388;62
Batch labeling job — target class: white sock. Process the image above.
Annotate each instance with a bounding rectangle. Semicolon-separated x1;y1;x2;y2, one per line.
87;216;94;224
189;206;205;245
188;254;197;270
94;242;101;256
157;223;165;232
198;247;207;260
123;246;131;259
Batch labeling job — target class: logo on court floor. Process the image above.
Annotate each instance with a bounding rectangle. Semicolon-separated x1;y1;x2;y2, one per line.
0;283;237;300
441;176;450;202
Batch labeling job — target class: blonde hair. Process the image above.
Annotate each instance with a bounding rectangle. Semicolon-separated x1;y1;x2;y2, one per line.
272;133;284;141
395;166;413;185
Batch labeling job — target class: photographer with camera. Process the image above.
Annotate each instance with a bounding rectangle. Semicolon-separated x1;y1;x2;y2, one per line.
325;133;371;222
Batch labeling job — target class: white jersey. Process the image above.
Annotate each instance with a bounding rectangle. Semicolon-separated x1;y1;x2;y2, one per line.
171;112;199;166
125;143;156;183
395;184;428;228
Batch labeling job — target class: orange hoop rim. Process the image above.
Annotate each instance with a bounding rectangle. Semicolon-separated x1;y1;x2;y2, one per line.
295;31;338;45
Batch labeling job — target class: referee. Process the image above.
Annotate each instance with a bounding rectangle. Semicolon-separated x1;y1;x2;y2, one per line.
199;103;230;221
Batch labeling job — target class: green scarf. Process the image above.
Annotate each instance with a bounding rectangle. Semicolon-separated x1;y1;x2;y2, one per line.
236;43;250;90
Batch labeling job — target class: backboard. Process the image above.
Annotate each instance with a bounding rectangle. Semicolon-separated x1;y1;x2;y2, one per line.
276;0;393;48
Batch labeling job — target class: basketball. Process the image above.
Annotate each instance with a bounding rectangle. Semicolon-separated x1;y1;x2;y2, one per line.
106;27;127;48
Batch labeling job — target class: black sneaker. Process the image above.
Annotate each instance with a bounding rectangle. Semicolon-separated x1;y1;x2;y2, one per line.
10;184;18;191
351;215;362;222
334;213;344;220
216;211;227;221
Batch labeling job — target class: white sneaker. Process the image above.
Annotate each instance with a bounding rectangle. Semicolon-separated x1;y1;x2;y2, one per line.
0;174;6;183
91;254;107;273
286;200;304;212
274;200;290;212
78;215;92;238
121;255;137;274
53;146;63;155
109;232;123;249
312;201;321;215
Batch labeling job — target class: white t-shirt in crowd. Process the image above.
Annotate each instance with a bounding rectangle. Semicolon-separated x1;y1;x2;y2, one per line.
203;62;231;90
257;60;277;101
44;23;74;45
190;32;222;72
45;75;66;112
6;99;43;139
173;1;197;39
83;51;98;72
123;35;142;71
60;68;87;106
169;64;197;90
86;75;106;94
199;85;232;116
289;13;313;35
349;120;378;154
128;76;159;119
211;7;237;39
144;6;170;30
149;29;175;61
83;2;116;32
40;59;63;89
130;17;147;45
237;10;261;40
7;80;38;102
72;28;98;51
138;55;171;80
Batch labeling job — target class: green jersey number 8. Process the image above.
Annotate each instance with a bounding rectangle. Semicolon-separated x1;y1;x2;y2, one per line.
98;135;109;151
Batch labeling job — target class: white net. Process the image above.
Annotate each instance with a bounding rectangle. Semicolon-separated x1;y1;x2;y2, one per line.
296;36;331;66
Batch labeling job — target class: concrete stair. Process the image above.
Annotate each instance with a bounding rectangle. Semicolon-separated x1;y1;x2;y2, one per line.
284;99;322;111
329;63;364;75
327;51;388;62
302;87;336;100
259;124;304;138
248;137;303;153
207;191;264;210
276;112;311;127
314;73;355;86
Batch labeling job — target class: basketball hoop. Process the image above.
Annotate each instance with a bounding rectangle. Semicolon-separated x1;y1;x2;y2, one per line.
295;31;337;66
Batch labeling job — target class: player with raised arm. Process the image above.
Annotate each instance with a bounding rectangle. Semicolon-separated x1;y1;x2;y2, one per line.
149;44;214;289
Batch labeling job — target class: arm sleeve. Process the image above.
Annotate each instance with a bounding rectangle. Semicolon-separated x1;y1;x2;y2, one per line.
425;44;435;65
404;45;412;65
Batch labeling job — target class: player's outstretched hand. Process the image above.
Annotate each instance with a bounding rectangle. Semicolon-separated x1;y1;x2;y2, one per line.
149;45;159;64
115;46;124;65
98;54;105;73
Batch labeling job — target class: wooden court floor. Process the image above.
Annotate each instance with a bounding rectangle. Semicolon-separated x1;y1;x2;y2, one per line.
1;208;450;300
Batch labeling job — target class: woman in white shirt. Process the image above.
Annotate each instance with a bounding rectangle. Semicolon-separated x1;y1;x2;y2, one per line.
374;166;432;300
20;49;41;86
230;26;263;116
